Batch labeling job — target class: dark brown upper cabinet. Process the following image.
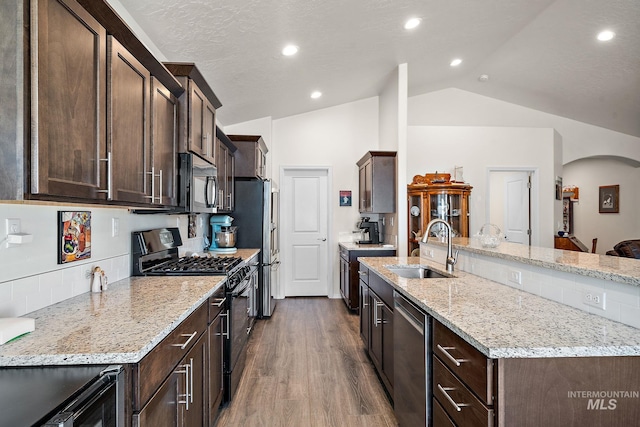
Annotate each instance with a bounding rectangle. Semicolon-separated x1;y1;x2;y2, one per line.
357;151;397;213
228;135;268;179
164;63;222;166
0;0;183;206
150;78;179;207
108;36;151;204
30;0;108;200
215;128;237;212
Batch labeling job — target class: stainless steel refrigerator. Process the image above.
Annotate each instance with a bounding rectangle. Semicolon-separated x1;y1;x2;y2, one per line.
232;178;279;317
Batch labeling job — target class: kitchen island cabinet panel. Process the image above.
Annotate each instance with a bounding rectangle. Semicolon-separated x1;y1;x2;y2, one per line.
498;356;640;427
32;0;108;200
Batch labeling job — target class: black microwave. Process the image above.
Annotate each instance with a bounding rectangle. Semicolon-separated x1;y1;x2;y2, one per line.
178;153;218;214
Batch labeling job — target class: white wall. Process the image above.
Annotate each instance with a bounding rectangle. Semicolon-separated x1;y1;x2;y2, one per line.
272;97;380;298
408;88;640;164
407;126;560;248
0;203;209;317
563;158;640;254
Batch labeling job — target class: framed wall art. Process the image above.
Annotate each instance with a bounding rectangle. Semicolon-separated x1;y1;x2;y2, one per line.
58;211;92;264
339;190;352;206
599;185;619;213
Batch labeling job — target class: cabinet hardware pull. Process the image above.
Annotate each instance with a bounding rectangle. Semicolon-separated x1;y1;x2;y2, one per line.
373;300;384;326
176;363;189;408
189;357;194;405
437;384;468;412
358;271;367;277
437;344;466;367
145;167;155;201
172;332;197;349
211;297;226;307
158;169;163;204
97;151;112;200
220;313;230;338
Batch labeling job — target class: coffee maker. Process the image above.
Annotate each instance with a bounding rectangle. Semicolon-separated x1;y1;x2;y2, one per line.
357;217;380;244
209;215;238;253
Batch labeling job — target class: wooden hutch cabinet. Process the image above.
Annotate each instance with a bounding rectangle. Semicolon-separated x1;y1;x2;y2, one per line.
407;173;472;254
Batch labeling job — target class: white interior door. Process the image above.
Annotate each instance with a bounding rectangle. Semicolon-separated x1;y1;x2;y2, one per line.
281;168;329;296
488;170;531;245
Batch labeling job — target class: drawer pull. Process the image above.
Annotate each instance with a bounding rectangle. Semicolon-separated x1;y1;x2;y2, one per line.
172;332;198;350
358;271;367;277
437;344;466;367
437;383;469;412
211;297;226;307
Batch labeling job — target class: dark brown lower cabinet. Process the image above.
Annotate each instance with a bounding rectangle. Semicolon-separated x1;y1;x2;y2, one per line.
340;246;395;311
132;302;208;427
359;267;394;398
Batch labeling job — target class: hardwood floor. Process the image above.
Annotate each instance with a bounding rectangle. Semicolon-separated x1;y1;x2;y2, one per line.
215;297;398;427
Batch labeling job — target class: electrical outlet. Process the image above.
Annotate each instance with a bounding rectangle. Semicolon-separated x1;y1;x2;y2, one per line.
583;291;606;310
425;249;434;258
508;269;522;285
5;218;20;234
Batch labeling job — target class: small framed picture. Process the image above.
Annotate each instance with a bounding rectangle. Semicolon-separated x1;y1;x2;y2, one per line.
599;185;619;213
339;190;352;207
58;211;92;264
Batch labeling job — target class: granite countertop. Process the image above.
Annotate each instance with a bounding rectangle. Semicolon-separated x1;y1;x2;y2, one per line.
339;242;396;251
446;237;640;286
359;256;640;359
0;249;260;367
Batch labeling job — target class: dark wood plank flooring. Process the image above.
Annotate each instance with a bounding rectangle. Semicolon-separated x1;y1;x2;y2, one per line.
216;297;398;427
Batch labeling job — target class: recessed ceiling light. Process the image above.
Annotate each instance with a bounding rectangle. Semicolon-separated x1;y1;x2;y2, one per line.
310;91;322;99
404;18;422;30
597;30;615;41
282;44;299;56
450;58;463;67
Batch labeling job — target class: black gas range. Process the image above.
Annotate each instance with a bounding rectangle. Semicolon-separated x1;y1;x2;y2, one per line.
131;227;255;405
131;227;244;279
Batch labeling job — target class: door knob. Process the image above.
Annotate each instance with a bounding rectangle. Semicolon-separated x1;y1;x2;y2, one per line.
318;238;327;241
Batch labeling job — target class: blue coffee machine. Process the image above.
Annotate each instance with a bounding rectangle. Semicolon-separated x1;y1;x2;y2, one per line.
209;215;238;253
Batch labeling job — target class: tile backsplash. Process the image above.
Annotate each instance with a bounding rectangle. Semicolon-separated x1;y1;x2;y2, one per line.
0;203;209;317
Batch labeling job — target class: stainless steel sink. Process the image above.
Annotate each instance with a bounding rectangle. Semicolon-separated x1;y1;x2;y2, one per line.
386;265;453;279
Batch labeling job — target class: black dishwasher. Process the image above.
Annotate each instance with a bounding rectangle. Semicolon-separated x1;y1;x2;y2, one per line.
394;291;430;426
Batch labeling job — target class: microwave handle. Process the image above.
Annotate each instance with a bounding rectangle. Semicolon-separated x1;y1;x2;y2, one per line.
205;176;218;208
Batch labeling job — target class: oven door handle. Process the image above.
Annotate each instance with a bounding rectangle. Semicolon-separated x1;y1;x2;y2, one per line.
232;281;251;297
43;366;123;426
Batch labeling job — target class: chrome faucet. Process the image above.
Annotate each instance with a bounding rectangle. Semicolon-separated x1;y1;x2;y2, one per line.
421;219;458;274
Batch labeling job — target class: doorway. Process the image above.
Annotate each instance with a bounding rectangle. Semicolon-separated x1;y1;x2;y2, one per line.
487;169;535;245
280;167;331;297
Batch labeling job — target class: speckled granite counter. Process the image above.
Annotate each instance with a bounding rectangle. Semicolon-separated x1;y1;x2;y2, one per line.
359;256;640;359
0;249;259;367
444;238;640;286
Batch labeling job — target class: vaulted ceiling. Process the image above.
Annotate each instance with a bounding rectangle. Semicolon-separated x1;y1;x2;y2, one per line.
115;0;640;138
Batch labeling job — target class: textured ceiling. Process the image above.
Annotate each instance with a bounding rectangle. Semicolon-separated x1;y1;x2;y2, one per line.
115;0;640;137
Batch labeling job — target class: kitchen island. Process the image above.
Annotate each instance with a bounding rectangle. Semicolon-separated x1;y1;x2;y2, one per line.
358;240;640;426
